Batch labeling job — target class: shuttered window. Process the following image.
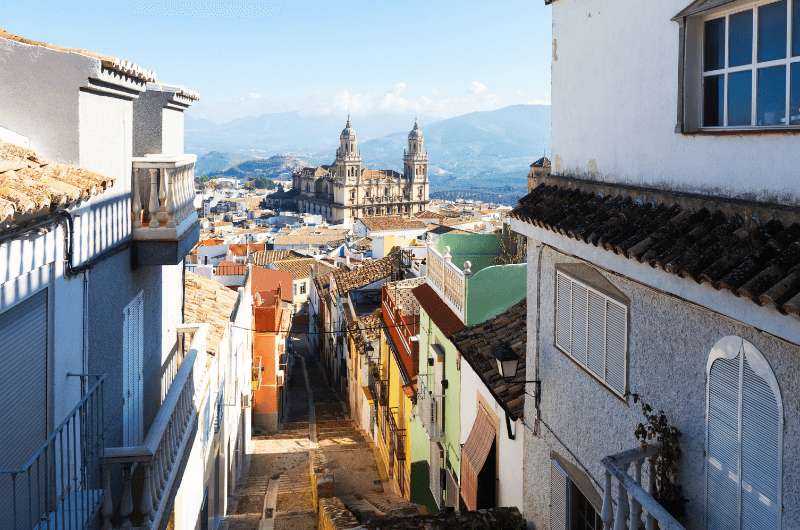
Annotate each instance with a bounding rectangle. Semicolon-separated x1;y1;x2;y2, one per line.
550;459;570;530
555;271;628;396
706;337;782;530
123;291;144;446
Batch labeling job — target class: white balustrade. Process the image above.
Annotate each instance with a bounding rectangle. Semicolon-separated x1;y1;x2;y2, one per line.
426;245;466;320
601;445;685;530
131;155;198;239
102;324;208;530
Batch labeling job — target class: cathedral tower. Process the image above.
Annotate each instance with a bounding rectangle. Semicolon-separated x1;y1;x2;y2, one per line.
404;120;429;210
335;116;362;184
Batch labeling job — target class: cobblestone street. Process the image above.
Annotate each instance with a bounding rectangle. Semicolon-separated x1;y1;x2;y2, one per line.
224;336;413;530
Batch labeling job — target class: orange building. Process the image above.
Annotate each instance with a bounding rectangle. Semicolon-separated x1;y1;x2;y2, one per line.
251;267;293;433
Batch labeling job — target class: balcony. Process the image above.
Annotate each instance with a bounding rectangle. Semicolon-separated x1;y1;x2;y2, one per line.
101;323;208;529
131;154;200;266
426;245;467;320
417;378;444;442
601;445;685;530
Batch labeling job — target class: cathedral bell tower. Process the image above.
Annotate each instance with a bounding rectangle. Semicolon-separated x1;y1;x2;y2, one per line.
335;116;362;185
403;120;429;209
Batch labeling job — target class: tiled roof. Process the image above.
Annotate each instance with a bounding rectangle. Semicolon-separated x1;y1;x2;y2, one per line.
184;271;238;356
531;156;551;168
0;29;157;83
347;311;383;355
251;267;293;303
228;242;265;257
333;250;401;295
270;258;336;281
0;142;114;228
511;182;800;318
250;249;305;265
359;216;427;232
414;210;461;222
273;227;349;247
411;283;465;337
451;300;526;420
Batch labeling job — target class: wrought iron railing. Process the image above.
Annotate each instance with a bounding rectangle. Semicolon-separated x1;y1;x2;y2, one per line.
102;323;208;529
0;376;105;530
601;445;685;530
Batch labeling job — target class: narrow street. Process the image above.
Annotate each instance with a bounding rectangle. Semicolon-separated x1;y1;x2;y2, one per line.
224;334;416;530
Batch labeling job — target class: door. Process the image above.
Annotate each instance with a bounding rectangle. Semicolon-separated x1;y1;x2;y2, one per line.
122;291;144;446
0;290;48;526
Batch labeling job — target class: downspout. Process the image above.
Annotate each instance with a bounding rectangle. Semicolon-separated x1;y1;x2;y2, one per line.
533;241;544;436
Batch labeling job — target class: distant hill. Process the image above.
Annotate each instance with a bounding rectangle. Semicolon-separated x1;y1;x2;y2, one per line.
218;155;308;180
187;104;550;189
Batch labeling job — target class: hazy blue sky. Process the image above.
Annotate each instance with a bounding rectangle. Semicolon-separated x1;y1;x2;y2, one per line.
4;0;551;122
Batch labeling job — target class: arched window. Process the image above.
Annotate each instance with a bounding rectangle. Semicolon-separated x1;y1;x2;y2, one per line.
706;336;782;529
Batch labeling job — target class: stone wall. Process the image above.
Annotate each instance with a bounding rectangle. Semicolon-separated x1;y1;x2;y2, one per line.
318;497;363;530
364;507;525;529
310;449;335;510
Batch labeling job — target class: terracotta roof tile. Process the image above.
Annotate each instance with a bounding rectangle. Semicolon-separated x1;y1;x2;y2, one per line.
359;216;427;232
411;283;465;337
184;271;238;356
347;311;383;355
270;258;336;281
228;242;265;257
0;142;114;228
251;249;305;265
451;300;527;419
511;182;800;318
273;227;348;247
333;249;402;295
251;267;293;303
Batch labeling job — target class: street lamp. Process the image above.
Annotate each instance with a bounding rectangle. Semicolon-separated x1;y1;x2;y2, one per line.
494;343;520;379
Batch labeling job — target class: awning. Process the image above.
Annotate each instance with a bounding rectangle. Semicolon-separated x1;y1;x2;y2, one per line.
672;0;737;20
460;406;497;511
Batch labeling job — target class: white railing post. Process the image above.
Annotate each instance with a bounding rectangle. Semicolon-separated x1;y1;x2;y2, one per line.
148;169;160;228
119;464;134;528
157;168;169;226
166;168;176;228
613;478;629;530
630;458;643;530
645;456;658;530
132;169;142;228
602;471;614;530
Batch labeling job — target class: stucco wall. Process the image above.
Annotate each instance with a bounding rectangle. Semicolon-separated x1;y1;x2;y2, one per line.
522;242;800;529
466;263;527;325
460;358;525;512
551;0;800;204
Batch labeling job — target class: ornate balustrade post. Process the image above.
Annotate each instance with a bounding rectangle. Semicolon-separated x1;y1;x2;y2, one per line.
630;458;643;530
118;463;134;528
613;478;630;530
148;169;160;228
132;169;142;228
645;456;658;530
601;471;614;530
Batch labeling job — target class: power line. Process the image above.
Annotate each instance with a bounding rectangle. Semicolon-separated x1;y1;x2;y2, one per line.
226;319;418;336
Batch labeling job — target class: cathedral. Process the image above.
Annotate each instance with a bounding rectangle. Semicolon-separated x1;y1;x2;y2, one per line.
292;118;430;223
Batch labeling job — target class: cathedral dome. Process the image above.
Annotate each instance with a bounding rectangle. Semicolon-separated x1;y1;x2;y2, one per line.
340;116;356;139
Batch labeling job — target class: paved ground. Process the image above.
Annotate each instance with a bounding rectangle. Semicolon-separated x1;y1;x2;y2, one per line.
223;335;414;530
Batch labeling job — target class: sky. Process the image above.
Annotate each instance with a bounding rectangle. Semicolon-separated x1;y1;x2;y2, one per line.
3;0;552;123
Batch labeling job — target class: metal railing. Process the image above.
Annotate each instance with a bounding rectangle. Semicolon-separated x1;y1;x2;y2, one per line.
0;376;105;530
417;378;444;442
102;323;208;529
252;356;263;391
131;154;198;240
601;445;685;530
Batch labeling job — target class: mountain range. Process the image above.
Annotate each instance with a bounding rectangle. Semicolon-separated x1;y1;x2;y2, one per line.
190;104;550;196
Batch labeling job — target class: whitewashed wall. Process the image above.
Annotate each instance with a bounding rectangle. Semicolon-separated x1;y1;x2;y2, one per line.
551;0;800;204
460;359;525;512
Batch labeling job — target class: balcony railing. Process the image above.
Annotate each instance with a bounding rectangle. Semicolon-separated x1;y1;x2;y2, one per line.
102;323;208;529
0;376;105;530
601;445;685;530
417;378;443;442
426;245;467;320
131;154;198;241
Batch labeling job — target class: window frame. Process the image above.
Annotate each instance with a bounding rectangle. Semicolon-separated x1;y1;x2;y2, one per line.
699;0;800;130
553;270;629;399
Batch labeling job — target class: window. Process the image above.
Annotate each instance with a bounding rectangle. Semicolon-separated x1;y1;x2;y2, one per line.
550;459;602;530
300;282;307;295
700;0;800;128
554;270;627;396
706;336;782;529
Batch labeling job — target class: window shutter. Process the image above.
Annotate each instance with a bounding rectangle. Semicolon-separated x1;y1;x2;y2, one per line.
571;283;588;365
123;292;144;446
555;273;571;353
586;291;606;377
605;301;627;395
741;353;781;528
429;440;442;508
706;355;740;530
550;459;570;530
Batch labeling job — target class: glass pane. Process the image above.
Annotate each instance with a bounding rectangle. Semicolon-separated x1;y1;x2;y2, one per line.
704;74;725;126
705;17;726;71
758;0;787;62
791;63;800;124
728;71;753;125
794;0;800;56
729;10;753;66
757;66;787;125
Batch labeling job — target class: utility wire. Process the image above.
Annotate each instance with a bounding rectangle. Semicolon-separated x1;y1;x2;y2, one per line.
226;320;418;336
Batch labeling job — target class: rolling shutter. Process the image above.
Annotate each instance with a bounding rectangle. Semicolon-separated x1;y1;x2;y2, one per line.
706;355;740;530
123;291;144;446
741;352;781;528
550;458;570;530
706;339;782;530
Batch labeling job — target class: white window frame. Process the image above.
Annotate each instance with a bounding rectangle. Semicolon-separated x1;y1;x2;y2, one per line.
554;270;628;398
700;0;800;129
